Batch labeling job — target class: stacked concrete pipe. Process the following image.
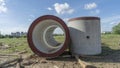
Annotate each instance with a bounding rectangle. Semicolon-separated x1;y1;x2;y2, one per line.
27;15;101;57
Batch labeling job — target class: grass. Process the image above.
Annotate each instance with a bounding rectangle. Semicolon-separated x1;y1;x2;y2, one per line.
0;38;32;54
102;34;120;45
0;34;120;56
53;35;65;43
101;34;120;56
101;34;120;49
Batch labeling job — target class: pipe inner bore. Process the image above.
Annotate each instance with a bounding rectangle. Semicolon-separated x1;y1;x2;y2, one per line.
43;25;65;49
32;19;66;54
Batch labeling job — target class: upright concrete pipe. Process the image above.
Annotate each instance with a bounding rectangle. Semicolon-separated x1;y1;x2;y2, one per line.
68;17;101;55
27;15;70;57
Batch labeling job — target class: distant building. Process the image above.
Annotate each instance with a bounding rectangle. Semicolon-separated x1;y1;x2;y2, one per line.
11;32;27;37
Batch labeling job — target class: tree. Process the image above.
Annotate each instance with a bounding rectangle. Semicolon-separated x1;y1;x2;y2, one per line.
112;23;120;34
0;31;3;38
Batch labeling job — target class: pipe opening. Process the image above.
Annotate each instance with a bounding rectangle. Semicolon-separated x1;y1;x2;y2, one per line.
86;36;90;39
32;19;66;54
53;27;65;46
43;25;65;49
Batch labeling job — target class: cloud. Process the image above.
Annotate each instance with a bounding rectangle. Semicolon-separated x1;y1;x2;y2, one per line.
63;18;69;22
0;22;28;35
53;3;74;14
102;15;120;24
28;14;35;22
47;7;53;10
84;2;100;15
101;15;120;32
90;9;100;14
29;14;35;18
0;0;7;13
84;2;97;10
0;26;28;34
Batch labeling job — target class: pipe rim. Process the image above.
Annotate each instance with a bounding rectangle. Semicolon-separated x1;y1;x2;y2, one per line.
68;16;100;22
27;15;70;57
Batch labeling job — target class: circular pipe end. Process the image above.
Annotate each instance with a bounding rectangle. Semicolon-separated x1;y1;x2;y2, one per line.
27;15;70;57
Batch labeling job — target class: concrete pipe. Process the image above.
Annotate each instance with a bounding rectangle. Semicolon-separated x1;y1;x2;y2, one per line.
68;17;101;55
27;15;70;57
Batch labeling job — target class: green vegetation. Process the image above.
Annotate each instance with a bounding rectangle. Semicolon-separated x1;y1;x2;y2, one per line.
0;34;120;56
101;34;120;56
53;35;65;43
112;23;120;34
0;38;32;54
101;34;120;47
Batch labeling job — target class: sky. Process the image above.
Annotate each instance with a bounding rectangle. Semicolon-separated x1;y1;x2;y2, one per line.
0;0;120;34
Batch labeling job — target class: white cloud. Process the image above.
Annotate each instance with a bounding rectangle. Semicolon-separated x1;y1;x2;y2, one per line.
29;14;35;18
0;23;28;35
90;9;100;14
54;3;74;14
28;19;32;21
101;15;120;32
0;27;28;35
63;18;69;22
47;7;53;10
95;9;100;14
102;15;120;24
0;16;30;34
28;14;35;22
0;0;7;13
84;2;97;10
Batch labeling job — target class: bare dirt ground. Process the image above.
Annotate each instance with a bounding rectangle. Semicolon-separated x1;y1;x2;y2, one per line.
0;49;120;68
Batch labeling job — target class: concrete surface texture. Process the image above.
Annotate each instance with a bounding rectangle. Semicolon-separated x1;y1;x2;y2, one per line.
68;17;101;55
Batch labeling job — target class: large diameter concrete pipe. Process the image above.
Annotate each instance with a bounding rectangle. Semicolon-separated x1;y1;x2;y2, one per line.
68;17;101;55
27;15;70;57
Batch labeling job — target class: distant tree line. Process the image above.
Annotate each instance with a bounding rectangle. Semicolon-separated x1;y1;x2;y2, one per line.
102;31;112;34
112;23;120;34
0;34;27;38
53;34;64;36
1;22;120;38
102;23;120;35
0;32;27;38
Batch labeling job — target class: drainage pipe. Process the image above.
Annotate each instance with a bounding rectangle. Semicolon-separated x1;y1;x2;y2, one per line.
27;15;70;57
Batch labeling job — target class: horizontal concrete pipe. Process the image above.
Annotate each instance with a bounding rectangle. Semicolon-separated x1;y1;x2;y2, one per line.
27;15;70;57
27;15;101;57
